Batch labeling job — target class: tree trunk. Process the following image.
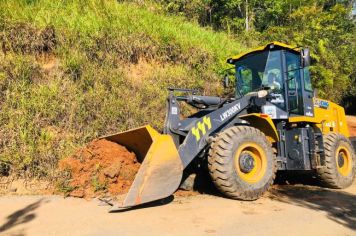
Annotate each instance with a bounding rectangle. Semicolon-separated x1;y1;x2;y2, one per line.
245;0;249;32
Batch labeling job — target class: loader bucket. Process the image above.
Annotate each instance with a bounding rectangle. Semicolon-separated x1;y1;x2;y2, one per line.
100;125;183;210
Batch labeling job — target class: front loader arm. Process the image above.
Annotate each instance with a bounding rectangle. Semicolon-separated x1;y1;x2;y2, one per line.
176;95;253;168
108;91;264;210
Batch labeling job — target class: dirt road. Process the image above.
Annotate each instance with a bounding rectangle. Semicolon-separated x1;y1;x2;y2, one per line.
0;183;355;236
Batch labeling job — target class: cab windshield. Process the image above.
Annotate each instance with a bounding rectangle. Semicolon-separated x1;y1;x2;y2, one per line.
235;50;283;97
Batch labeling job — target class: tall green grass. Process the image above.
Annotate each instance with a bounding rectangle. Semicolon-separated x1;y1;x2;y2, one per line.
0;0;247;177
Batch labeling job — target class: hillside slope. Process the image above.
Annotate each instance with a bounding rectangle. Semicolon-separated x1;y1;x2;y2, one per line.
0;0;246;177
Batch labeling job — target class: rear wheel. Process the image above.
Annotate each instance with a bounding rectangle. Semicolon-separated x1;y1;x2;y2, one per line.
208;126;276;200
317;133;355;188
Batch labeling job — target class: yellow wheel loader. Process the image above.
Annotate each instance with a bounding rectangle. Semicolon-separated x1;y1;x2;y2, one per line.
103;42;356;210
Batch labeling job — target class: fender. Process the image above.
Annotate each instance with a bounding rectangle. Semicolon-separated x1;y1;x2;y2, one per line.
239;113;279;143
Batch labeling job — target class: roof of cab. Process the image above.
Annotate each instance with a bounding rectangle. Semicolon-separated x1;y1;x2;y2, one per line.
227;41;300;64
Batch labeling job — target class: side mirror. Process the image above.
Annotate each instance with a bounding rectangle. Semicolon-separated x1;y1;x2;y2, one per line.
301;48;311;67
223;74;229;88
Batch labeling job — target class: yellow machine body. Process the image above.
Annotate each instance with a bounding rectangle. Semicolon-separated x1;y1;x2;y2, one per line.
289;98;350;137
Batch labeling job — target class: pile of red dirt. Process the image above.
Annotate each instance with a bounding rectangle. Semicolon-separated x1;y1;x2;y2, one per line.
58;139;140;199
346;116;356;137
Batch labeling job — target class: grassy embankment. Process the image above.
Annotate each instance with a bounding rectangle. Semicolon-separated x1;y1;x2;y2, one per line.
0;0;247;178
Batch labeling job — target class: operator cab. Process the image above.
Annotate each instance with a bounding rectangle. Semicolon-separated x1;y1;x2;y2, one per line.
227;42;314;119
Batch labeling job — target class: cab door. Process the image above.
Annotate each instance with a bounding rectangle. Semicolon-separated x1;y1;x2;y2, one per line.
301;67;314;117
285;51;303;115
284;51;314;117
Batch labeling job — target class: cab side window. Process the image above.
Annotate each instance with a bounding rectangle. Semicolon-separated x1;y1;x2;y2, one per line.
262;51;283;93
262;51;285;109
286;52;303;114
236;66;253;95
303;68;313;91
286;54;300;89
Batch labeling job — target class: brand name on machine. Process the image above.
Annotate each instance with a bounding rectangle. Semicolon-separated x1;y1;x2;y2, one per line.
220;103;241;121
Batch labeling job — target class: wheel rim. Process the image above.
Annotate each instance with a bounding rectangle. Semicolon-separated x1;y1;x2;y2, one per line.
336;145;352;177
234;142;267;184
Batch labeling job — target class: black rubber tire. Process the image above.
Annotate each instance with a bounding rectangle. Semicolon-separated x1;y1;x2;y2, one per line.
208;126;276;200
317;133;356;188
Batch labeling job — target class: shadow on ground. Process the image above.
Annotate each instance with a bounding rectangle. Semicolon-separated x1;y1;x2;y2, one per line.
187;169;356;230
269;172;356;230
179;164;222;197
109;195;174;213
0;198;46;235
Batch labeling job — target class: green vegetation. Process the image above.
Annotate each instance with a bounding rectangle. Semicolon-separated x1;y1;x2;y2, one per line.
91;176;107;193
264;4;355;102
0;0;355;178
156;0;356;105
56;168;77;196
0;0;244;177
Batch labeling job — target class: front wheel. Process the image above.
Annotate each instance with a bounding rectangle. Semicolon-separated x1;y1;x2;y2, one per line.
208;126;276;200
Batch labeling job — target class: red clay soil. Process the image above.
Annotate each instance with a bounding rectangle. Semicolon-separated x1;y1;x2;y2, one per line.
346;116;356;137
58;139;140;199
